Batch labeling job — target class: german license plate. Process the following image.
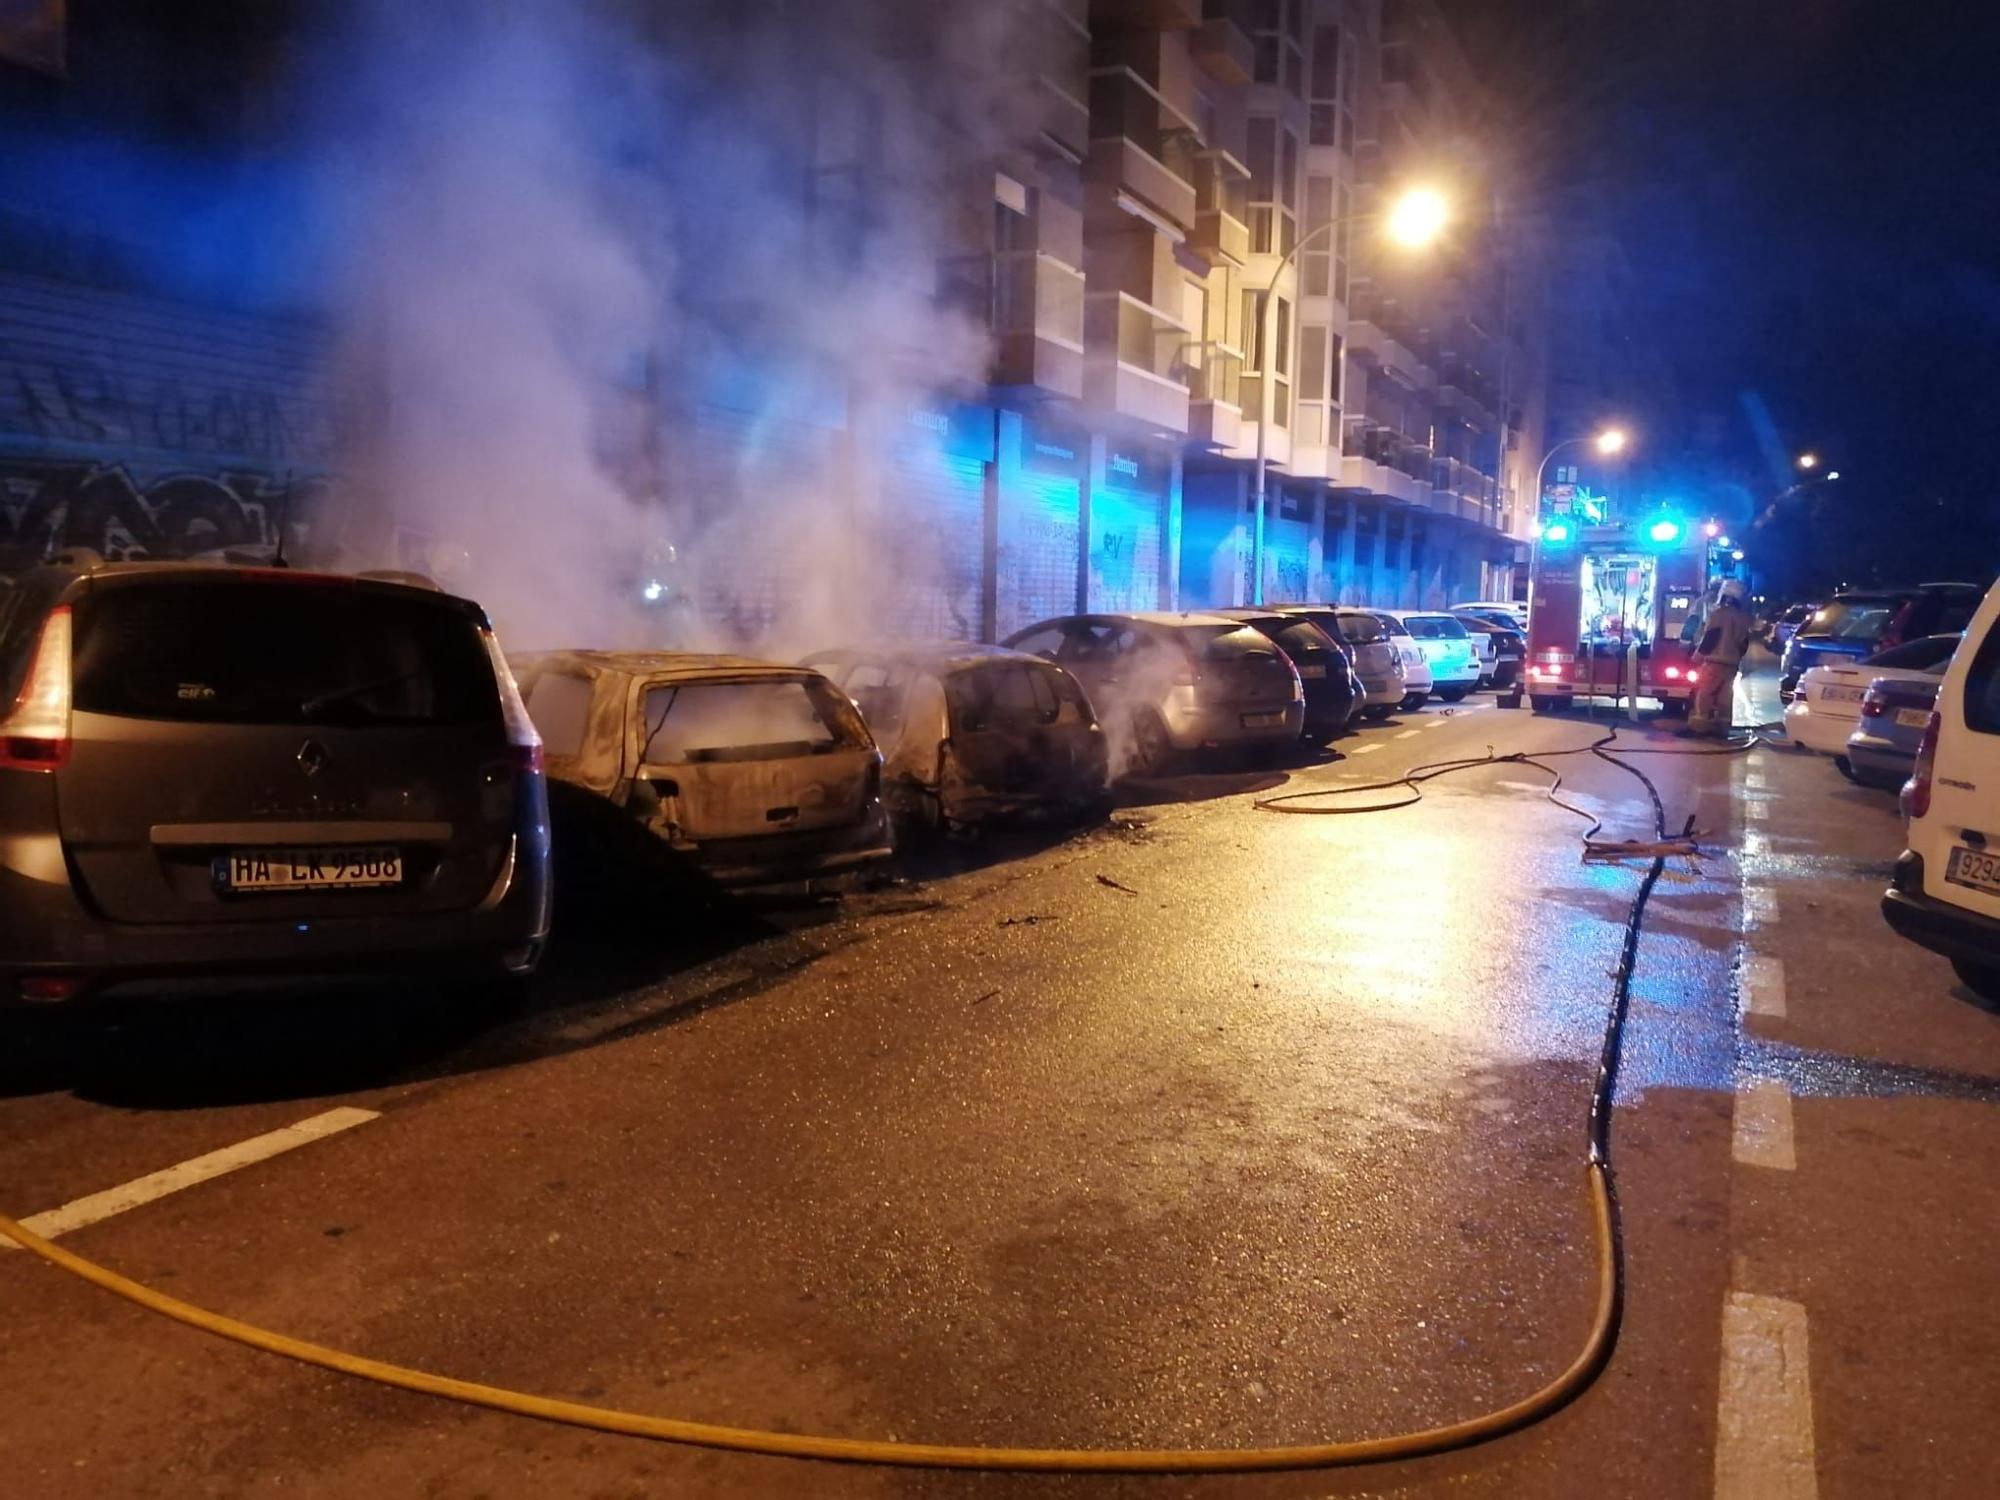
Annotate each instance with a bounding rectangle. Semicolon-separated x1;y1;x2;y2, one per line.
1241;711;1287;729
218;847;403;892
1297;664;1326;679
1946;846;2000;897
1820;684;1864;703
1895;708;1931;729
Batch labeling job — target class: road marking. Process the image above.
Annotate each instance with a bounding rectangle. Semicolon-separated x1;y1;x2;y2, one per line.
1744;884;1777;928
1394;729;1420;740
1349;743;1383;755
0;1107;379;1250
1731;1078;1797;1170
1420;716;1448;728
1742;953;1787;1019
1715;1292;1818;1500
1745;769;1768;790
1745;799;1770;820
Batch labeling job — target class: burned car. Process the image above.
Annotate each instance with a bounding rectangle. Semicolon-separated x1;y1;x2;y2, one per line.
513;651;891;888
804;644;1108;833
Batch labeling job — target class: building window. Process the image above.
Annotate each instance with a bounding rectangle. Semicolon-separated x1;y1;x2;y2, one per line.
1309;103;1337;147
1254;34;1278;83
1303;174;1333;296
1310;25;1340;100
1300;323;1328;403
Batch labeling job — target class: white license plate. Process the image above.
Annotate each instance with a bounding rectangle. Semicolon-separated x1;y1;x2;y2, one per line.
1297;664;1326;679
219;846;403;892
1241;711;1287;729
1946;846;2000;896
1895;708;1932;729
1819;684;1864;703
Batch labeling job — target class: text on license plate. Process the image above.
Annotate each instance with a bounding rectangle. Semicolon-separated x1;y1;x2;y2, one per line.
1894;708;1932;729
1241;711;1287;729
1946;846;2000;897
1819;684;1864;702
218;846;403;892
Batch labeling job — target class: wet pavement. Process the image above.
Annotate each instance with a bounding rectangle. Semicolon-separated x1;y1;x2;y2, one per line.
2;658;1995;1498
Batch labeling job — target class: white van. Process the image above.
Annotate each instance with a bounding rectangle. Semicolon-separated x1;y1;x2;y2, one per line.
1883;578;2000;999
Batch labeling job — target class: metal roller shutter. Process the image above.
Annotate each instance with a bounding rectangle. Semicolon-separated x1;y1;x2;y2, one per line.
880;444;987;640
1087;484;1164;612
997;470;1080;638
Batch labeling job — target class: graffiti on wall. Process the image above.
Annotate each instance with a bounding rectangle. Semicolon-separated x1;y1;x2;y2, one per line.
1;356;342;469
0;458;332;574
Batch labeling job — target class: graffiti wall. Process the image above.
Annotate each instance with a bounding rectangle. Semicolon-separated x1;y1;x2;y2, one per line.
0;271;341;574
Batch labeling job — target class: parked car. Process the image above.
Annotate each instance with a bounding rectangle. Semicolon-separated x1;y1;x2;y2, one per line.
514;651;891;888
1883;580;2000;1001
1782;634;1961;759
0;557;551;1008
801;644;1107;833
1845;675;1946;789
1270;605;1405;718
1769;601;1816;651
1382;610;1482;703
1002;612;1303;772
1453;599;1529;631
1452;611;1525;690
1780;583;1984;698
1211;609;1361;744
1367;610;1434;712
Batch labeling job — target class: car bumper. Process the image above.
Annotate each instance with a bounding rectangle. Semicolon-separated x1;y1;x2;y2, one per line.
1883;851;2000;967
1844;733;1915;782
1359;677;1403;708
1782;701;1858;755
678;811;894;888
1161;701;1305;749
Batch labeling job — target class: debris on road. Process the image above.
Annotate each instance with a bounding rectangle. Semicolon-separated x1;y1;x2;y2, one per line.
1095;874;1140;895
971;989;1001;1006
998;914;1059;928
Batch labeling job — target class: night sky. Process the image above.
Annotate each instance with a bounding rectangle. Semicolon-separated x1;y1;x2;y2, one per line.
1444;0;2000;597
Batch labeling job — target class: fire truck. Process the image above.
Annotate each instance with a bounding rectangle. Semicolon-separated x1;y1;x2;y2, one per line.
1512;512;1716;715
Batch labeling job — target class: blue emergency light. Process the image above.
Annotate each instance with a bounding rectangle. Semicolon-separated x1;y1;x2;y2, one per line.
1648;518;1683;543
1542;520;1572;544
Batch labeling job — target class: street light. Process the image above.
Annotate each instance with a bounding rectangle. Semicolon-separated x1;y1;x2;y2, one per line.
1249;185;1450;603
1522;425;1633;618
1797;452;1819;471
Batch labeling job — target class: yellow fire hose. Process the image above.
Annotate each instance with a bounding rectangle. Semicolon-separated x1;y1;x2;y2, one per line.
0;1167;1615;1473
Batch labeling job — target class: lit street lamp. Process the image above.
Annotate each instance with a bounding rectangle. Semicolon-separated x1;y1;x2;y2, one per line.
1248;186;1449;604
1797;452;1820;471
1524;425;1631;613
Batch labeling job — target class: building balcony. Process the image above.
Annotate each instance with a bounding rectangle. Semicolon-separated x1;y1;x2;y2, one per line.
1183;340;1242;449
947;251;1087;401
1083;291;1192;434
1189;206;1249;265
1190;14;1254;85
1086;135;1198;230
1188;397;1241;449
1089;0;1202;28
1337;454;1429;507
1347;318;1432;389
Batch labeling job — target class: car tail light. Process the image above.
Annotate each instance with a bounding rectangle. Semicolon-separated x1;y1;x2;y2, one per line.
1902;711;1941;819
1859;689;1887;718
0;606;74;772
480;626;544;773
19;974;83;1002
1662;665;1682;680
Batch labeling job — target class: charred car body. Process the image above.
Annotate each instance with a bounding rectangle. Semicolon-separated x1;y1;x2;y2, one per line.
804;644;1108;833
514;651;891;888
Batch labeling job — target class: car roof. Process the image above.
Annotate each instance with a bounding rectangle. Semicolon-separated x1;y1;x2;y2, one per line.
25;557;485;616
806;641;1063;675
515;649;821;682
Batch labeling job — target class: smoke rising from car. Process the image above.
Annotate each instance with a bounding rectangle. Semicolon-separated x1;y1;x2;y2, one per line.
309;0;1044;656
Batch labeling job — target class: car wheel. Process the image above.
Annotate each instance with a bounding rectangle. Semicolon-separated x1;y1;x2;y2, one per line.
1399;693;1428;713
1951;958;2000;1002
1362;704;1394;721
1130;711;1175;776
1439;686;1470;703
1834;754;1858;782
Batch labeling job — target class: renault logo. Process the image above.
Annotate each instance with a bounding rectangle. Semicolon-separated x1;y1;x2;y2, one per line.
296;740;329;778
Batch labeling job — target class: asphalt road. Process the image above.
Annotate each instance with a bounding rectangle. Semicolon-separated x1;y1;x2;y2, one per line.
2;657;1995;1498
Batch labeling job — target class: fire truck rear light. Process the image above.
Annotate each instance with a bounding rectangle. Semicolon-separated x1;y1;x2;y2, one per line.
1662;666;1682;680
20;975;83;1002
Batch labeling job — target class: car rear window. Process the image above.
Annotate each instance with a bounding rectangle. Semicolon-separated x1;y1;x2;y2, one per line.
1863;635;1959;672
1370;613;1411;637
70;579;498;727
1807;597;1901;641
1270;621;1336;659
1334;611;1385;644
1194;625;1280;660
1402;615;1468;640
1963;612;2000;736
638;678;867;764
947;664;1070;729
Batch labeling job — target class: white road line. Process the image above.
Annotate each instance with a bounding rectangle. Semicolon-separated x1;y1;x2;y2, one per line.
1715;1292;1818;1500
1745;799;1770;820
1743;953;1787;1019
1731;1078;1797;1170
1394;729;1420;740
1745;769;1768;790
1744;884;1778;928
1420;716;1448;728
1349;743;1384;755
1;1107;378;1250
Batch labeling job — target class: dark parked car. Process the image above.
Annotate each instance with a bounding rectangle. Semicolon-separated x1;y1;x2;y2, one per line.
1780;583;1985;698
1270;605;1405;717
1210;608;1362;744
802;643;1108;833
1452;611;1526;690
0;557;551;1008
515;651;891;888
1003;612;1303;773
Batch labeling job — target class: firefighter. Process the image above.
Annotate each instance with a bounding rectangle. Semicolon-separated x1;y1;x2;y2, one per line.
1681;581;1752;738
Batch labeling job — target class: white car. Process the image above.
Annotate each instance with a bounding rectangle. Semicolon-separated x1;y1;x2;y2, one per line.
1883;583;2000;1001
1365;610;1433;711
1382;610;1482;703
1782;635;1960;759
1453;598;1529;631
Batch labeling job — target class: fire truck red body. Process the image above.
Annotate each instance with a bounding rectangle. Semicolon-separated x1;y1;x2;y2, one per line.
1519;518;1713;713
